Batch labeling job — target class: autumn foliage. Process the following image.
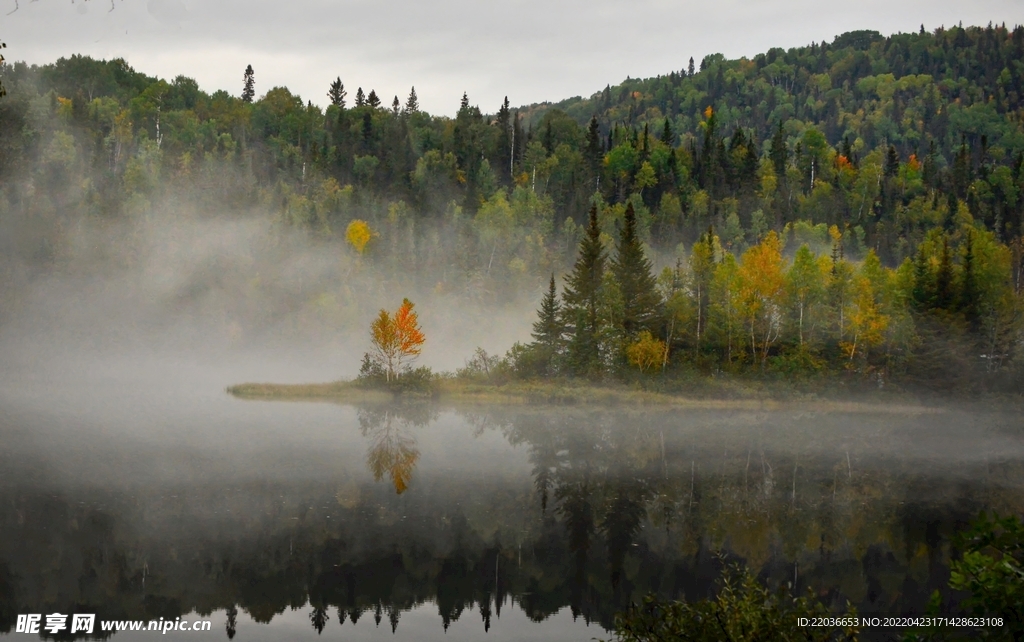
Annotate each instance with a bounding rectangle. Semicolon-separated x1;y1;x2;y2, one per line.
369;299;426;381
346;219;373;254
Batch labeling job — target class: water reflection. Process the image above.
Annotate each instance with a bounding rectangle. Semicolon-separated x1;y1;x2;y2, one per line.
358;405;433;495
0;402;1022;639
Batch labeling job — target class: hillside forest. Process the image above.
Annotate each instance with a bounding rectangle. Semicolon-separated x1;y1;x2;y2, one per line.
1;25;1023;389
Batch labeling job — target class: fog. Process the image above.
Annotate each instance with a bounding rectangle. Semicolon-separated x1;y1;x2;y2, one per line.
0;198;543;398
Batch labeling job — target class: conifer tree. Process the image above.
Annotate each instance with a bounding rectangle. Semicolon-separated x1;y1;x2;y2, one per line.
612;202;662;339
562;205;607;376
885;145;900;177
367;90;381;108
328;77;346;108
935;235;955;310
241;65;255;103
531;274;565;374
688;57;695;77
391;95;400;116
769;121;787;176
585;116;602;186
660;118;673;146
355;87;365;107
912;244;933;310
960;228;980;330
405;87;419;114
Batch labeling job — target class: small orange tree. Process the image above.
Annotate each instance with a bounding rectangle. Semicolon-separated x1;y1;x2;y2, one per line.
369;298;425;381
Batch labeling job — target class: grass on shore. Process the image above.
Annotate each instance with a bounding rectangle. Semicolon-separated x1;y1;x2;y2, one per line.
226;377;945;415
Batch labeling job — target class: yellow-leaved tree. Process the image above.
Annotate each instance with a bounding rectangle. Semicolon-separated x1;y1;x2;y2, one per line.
626;331;665;374
346;219;373;254
738;231;786;367
370;299;426;381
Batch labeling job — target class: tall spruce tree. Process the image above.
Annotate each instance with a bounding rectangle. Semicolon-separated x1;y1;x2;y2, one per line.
328;77;346;108
367;90;381;108
354;87;365;107
585;116;602;188
562;205;607;376
531;275;565;374
935;235;955;310
241;65;255;103
960;228;980;330
612;202;662;339
405;87;419;114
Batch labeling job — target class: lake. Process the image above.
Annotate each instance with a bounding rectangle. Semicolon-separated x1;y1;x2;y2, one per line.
1;356;1022;640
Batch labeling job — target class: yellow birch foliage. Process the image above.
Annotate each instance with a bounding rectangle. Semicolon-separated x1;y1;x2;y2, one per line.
370;298;426;381
626;331;665;373
346;219;373;254
738;231;786;365
842;276;888;362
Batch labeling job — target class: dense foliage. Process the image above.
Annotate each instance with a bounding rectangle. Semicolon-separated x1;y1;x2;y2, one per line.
1;24;1023;387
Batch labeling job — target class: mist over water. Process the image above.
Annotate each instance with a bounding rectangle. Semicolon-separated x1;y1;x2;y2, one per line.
0;202;1022;640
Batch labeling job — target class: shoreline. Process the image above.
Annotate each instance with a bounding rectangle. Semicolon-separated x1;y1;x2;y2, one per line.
225;379;951;415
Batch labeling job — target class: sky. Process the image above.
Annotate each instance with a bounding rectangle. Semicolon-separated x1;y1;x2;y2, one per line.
2;0;1023;116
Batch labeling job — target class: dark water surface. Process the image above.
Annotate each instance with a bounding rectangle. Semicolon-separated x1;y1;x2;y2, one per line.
1;358;1023;640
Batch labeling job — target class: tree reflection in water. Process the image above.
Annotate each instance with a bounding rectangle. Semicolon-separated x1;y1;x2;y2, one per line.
358;404;434;494
0;402;1022;639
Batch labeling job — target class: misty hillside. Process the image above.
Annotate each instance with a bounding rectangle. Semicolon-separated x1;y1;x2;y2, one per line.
0;24;1021;388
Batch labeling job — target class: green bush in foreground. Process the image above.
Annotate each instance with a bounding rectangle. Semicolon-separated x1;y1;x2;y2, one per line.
906;513;1024;642
610;567;859;642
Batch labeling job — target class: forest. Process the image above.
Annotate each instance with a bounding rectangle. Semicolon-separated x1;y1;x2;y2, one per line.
1;24;1023;389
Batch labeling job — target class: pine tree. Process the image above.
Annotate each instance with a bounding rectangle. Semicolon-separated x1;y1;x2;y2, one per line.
355;87;365;107
328;77;346;108
960;228;980;330
367;90;381;108
562;205;607;376
912;244;933;310
391;95;400;116
885;144;900;177
531;274;565;374
241;64;255;103
659;118;673;147
585;116;602;186
935;235;955;310
688;57;695;77
459;92;469;113
612;202;662;340
769;121;787;177
405;87;419;113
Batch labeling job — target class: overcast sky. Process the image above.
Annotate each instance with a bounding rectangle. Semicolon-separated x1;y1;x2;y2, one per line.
2;0;1023;116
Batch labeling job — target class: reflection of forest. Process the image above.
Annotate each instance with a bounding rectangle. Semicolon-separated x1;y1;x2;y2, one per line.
1;404;1022;638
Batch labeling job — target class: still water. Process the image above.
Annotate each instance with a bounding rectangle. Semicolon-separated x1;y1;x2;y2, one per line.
1;359;1022;640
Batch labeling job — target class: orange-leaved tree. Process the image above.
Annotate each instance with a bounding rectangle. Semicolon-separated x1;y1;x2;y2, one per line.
369;298;425;381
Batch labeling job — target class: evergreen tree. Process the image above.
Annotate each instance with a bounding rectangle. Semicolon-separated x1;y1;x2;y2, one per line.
960;228;980;330
328;77;346;108
912;244;933;310
688;56;695;77
391;95;400;116
355;87;365;107
612;202;662;339
769;121;787;177
531;274;566;374
659;118;673;147
367;90;381;108
884;144;900;177
241;64;255;103
405;87;419;113
562;205;607;376
585;115;602;187
935;235;955;310
459;92;469;113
